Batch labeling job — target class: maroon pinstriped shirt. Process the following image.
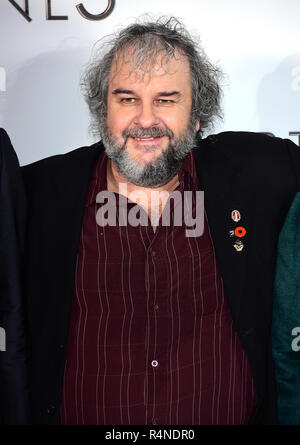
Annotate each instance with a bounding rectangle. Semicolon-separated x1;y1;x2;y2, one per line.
60;149;256;425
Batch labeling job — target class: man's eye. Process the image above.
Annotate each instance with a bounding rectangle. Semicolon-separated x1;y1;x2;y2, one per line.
121;98;136;103
156;99;173;104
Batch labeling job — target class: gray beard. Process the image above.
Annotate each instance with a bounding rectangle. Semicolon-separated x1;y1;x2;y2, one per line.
100;121;198;188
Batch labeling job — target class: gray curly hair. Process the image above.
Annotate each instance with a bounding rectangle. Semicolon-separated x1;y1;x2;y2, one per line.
81;16;223;139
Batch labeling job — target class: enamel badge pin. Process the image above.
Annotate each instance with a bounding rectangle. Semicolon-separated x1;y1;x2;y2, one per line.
231;210;241;222
234;226;246;238
233;240;244;252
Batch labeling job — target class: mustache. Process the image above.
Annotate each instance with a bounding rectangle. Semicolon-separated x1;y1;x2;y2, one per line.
122;126;174;139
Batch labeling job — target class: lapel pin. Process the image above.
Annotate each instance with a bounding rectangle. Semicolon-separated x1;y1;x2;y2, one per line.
231;210;241;222
234;226;246;238
233;239;244;252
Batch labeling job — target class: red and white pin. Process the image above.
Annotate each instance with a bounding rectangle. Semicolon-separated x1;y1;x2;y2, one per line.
231;210;241;223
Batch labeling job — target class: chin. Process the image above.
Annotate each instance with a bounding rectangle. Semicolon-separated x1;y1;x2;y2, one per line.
130;153;163;169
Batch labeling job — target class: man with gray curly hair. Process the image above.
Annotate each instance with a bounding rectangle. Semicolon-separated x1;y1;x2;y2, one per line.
82;17;221;189
21;16;300;425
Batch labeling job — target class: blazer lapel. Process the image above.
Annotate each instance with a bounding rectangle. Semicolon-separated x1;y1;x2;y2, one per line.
53;143;104;330
193;139;256;332
24;142;104;342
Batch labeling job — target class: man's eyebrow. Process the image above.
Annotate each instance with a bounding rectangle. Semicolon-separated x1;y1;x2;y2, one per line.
156;91;181;97
112;88;135;95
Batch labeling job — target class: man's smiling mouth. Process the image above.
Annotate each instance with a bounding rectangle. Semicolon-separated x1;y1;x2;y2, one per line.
131;136;164;142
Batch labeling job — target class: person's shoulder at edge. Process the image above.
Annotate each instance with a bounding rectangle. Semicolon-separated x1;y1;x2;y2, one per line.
0;128;23;166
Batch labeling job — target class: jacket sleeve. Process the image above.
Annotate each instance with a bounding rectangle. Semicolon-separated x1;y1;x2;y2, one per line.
0;128;29;424
272;191;300;425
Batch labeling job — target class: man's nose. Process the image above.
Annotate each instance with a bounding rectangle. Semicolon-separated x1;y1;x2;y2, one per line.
134;102;159;128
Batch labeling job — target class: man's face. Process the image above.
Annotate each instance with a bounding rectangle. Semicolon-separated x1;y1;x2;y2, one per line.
102;52;200;187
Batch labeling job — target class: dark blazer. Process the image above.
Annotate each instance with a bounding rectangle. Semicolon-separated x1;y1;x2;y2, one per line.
21;131;300;425
0;129;28;424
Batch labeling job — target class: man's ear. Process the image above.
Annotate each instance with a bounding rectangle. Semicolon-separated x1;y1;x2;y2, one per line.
195;120;200;132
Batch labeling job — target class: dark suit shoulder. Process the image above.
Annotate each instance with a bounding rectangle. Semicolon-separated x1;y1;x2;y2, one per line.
202;131;294;156
21;141;102;173
199;131;300;189
21;141;103;188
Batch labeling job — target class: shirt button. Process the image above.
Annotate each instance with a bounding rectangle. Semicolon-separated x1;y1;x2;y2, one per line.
152;251;156;257
154;304;159;311
152;418;158;425
151;360;159;368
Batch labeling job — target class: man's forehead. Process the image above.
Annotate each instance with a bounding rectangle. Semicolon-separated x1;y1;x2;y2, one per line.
108;51;191;87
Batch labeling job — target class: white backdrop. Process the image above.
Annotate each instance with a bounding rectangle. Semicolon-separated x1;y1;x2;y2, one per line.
0;0;299;165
